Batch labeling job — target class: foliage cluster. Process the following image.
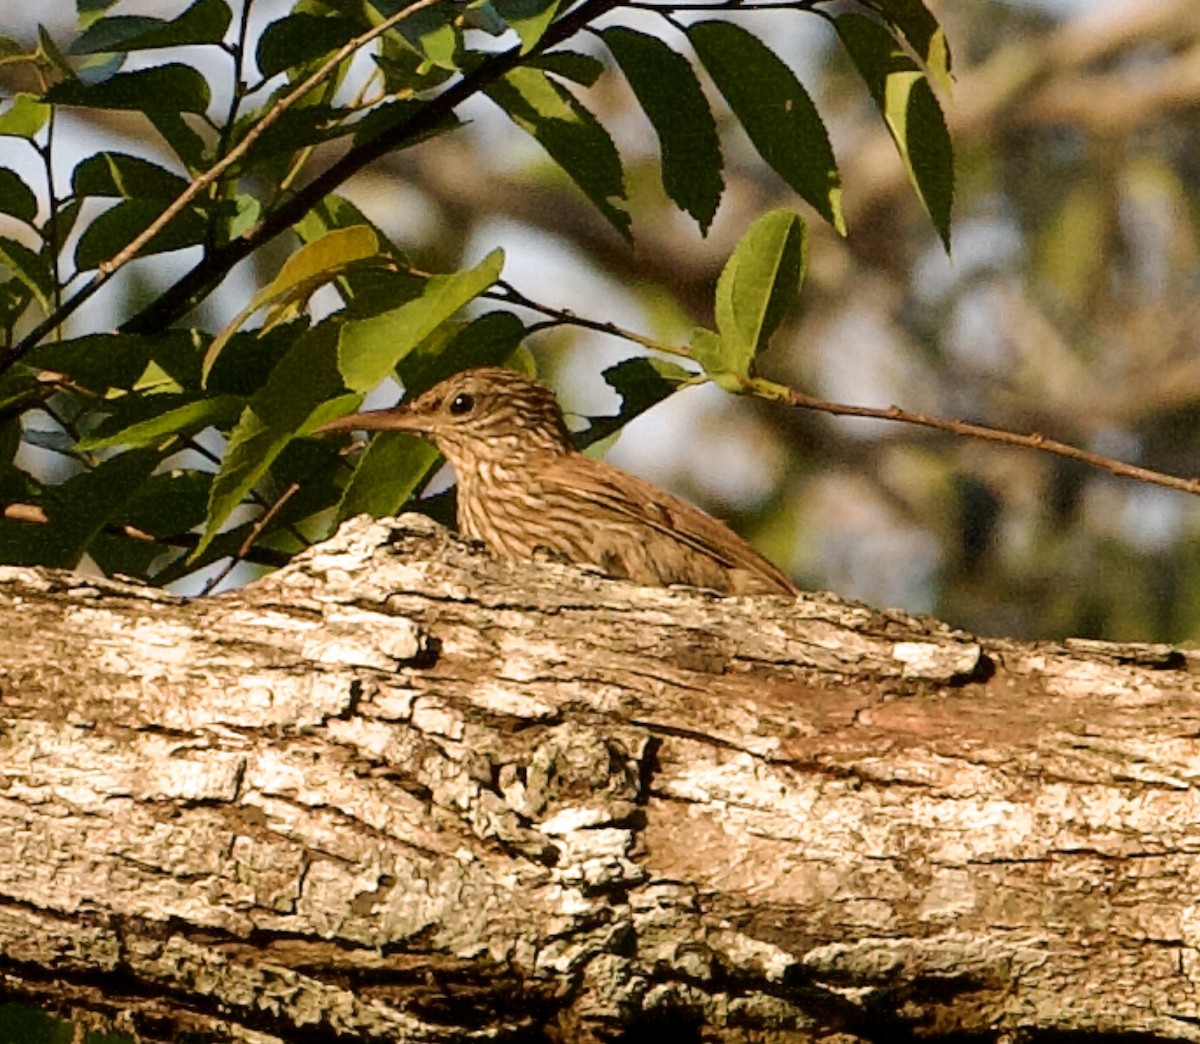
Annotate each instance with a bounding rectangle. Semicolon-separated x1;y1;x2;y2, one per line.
0;0;951;589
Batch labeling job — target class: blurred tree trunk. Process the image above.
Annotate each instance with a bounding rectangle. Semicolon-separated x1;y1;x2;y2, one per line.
1;515;1197;1043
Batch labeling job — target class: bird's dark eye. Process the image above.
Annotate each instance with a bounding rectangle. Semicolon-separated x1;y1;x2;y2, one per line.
448;392;475;416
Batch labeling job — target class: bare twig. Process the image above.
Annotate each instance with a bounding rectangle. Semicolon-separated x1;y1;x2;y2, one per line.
200;481;301;595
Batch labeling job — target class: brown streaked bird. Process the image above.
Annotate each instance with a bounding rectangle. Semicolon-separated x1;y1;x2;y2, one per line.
318;367;797;597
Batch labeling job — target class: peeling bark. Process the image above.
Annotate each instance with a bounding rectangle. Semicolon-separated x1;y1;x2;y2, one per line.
1;514;1198;1042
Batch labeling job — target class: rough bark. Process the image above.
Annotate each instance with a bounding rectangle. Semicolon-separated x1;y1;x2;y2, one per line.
1;514;1198;1042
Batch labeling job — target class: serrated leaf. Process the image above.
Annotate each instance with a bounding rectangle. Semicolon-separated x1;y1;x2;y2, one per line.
689;21;844;235
337;249;504;393
70;0;232;54
869;0;952;92
196;323;355;559
493;0;560;54
0;168;38;224
73;152;189;199
713;209;807;371
201;225;381;383
74;198;211;271
604;27;723;233
486;68;629;238
76;394;243;451
395;5;461;71
835;13;954;249
0;93;50;139
46;63;211;114
527;50;603;87
0;237;52;311
256;12;360;78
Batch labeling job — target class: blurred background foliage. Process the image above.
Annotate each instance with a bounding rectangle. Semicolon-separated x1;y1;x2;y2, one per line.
0;0;1197;643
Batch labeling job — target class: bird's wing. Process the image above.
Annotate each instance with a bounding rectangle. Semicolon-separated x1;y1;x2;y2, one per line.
532;453;797;596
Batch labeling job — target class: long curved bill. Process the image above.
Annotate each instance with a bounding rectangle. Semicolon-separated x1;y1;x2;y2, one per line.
315;408;427;435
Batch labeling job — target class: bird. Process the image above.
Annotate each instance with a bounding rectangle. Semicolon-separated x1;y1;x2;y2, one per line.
317;366;797;597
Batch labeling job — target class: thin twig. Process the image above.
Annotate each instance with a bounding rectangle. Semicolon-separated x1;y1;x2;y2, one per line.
500;286;1200;499
200;480;300;595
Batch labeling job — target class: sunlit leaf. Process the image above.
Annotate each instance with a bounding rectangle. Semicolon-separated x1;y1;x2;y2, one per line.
337;249;505;393
486;68;629;238
493;0;561;54
0;237;52;311
76;395;244;451
835;13;954;249
0;94;50;139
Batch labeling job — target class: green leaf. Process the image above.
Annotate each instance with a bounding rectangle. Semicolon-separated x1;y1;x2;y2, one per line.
74;198;212;271
869;0;952;92
337;249;505;393
0;168;38;224
46;64;212;114
201;224;380;382
26;331;202;394
0;37;26;63
196;323;354;559
688;328;741;393
486;68;629;238
582;356;694;448
76;395;243;451
70;0;232;54
835;13;954;249
493;0;561;54
0;93;50;139
30;449;160;568
527;50;604;87
72;152;189;199
256;12;360;78
603;27;723;233
335;434;439;523
146;108;207;171
713;209;807;369
0;237;52;311
393;5;461;71
688;21;844;235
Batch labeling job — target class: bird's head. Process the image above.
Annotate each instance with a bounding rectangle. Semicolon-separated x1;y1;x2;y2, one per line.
317;367;575;469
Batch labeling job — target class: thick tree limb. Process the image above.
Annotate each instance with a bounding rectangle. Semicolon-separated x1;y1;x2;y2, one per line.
1;514;1198;1042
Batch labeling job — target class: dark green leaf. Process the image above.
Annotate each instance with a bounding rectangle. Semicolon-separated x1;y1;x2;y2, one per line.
868;0;952;90
493;0;560;54
0;168;38;224
0;237;52;311
351;98;458;149
74;198;213;271
26;332;201;394
145;108;208;170
486;67;629;238
395;310;528;395
205;323;304;397
46;64;211;114
29;449;160;567
118;469;213;538
76;394;244;450
0;93;50;139
604;27;723;233
72;152;189;199
527;50;603;87
0;36;26;62
835;13;954;249
196;322;355;559
256;12;359;78
337;250;505;393
582;356;693;447
373;33;455;94
70;0;232;54
688;21;844;235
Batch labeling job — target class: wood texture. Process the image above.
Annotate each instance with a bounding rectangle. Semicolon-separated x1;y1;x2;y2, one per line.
1;514;1198;1042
